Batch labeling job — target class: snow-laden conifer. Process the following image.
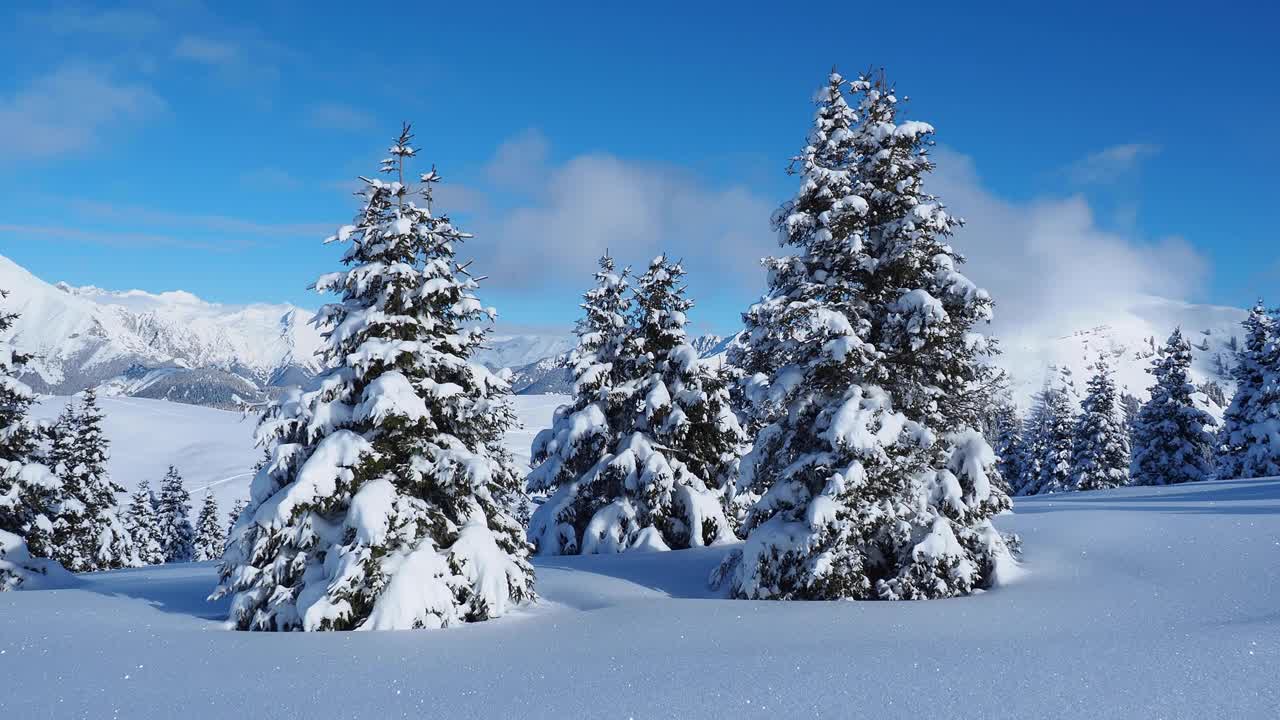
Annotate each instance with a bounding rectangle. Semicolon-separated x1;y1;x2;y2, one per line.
47;390;134;571
214;125;533;631
719;71;1014;601
1013;369;1076;496
985;398;1024;496
193;491;224;561
226;498;246;540
1070;358;1130;491
0;290;73;590
1216;302;1280;479
123;479;165;565
526;255;634;553
528;256;742;553
157;466;194;562
1130;329;1215;486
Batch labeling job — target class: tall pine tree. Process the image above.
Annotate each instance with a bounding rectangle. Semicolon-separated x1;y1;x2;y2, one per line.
214;125;534;631
157;466;194;562
193;491;224;561
1130;329;1215;486
1070;358;1130;491
1216;301;1280;479
1;290;71;590
719;70;1013;601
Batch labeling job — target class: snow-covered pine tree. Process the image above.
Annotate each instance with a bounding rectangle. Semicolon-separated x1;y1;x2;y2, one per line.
214;125;533;631
526;255;635;554
1216;301;1280;479
193;491;224;561
1130;329;1216;486
225;498;246;540
123;479;165;565
528;256;743;553
157;466;194;562
1070;358;1130;491
985;397;1024;496
1;290;72;590
1013;368;1076;496
719;70;1013;601
47;389;134;571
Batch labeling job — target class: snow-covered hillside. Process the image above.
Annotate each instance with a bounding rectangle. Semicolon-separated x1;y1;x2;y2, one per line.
1;477;1276;718
999;295;1245;413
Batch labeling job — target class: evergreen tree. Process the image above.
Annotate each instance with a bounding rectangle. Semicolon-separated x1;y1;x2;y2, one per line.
47;390;134;571
214;125;534;631
1014;395;1048;496
528;256;743;553
526;254;635;554
157;466;194;562
1070;358;1130;491
1130;329;1215;486
193;491;224;561
717;71;1013;601
1016;369;1076;496
226;498;246;540
123;479;165;565
986;398;1024;496
0;290;70;590
1216;302;1280;479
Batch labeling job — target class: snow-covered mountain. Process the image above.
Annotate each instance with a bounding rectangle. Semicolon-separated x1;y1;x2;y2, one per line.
0;254;1249;414
0;254;324;408
997;295;1246;416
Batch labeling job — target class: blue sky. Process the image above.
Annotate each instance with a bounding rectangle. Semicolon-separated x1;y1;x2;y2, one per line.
1;1;1277;336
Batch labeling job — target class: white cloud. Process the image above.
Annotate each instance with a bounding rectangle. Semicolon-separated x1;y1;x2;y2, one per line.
485;129;551;192
0;65;163;159
929;147;1207;345
467;137;775;293
305;102;376;132
1065;143;1160;185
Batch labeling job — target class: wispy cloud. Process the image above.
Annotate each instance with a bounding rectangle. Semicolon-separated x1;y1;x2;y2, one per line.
0;65;164;160
1065;143;1161;185
19;6;165;37
305;102;377;131
0;224;254;252
67;200;329;238
173;35;242;66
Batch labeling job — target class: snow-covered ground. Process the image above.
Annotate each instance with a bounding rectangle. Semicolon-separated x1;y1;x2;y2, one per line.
4;394;1278;718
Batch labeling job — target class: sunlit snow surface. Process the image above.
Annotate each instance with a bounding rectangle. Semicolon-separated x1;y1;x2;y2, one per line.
3;395;1279;718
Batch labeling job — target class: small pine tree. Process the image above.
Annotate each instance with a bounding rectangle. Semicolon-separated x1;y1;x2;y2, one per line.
986;398;1024;496
226;498;246;540
193;491;224;561
123;479;165;565
1;290;70;590
1070;358;1130;491
1216;302;1280;479
1018;371;1075;496
214;125;534;631
528;256;743;553
1130;329;1215;486
47;390;134;571
526;254;635;554
157;466;194;562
